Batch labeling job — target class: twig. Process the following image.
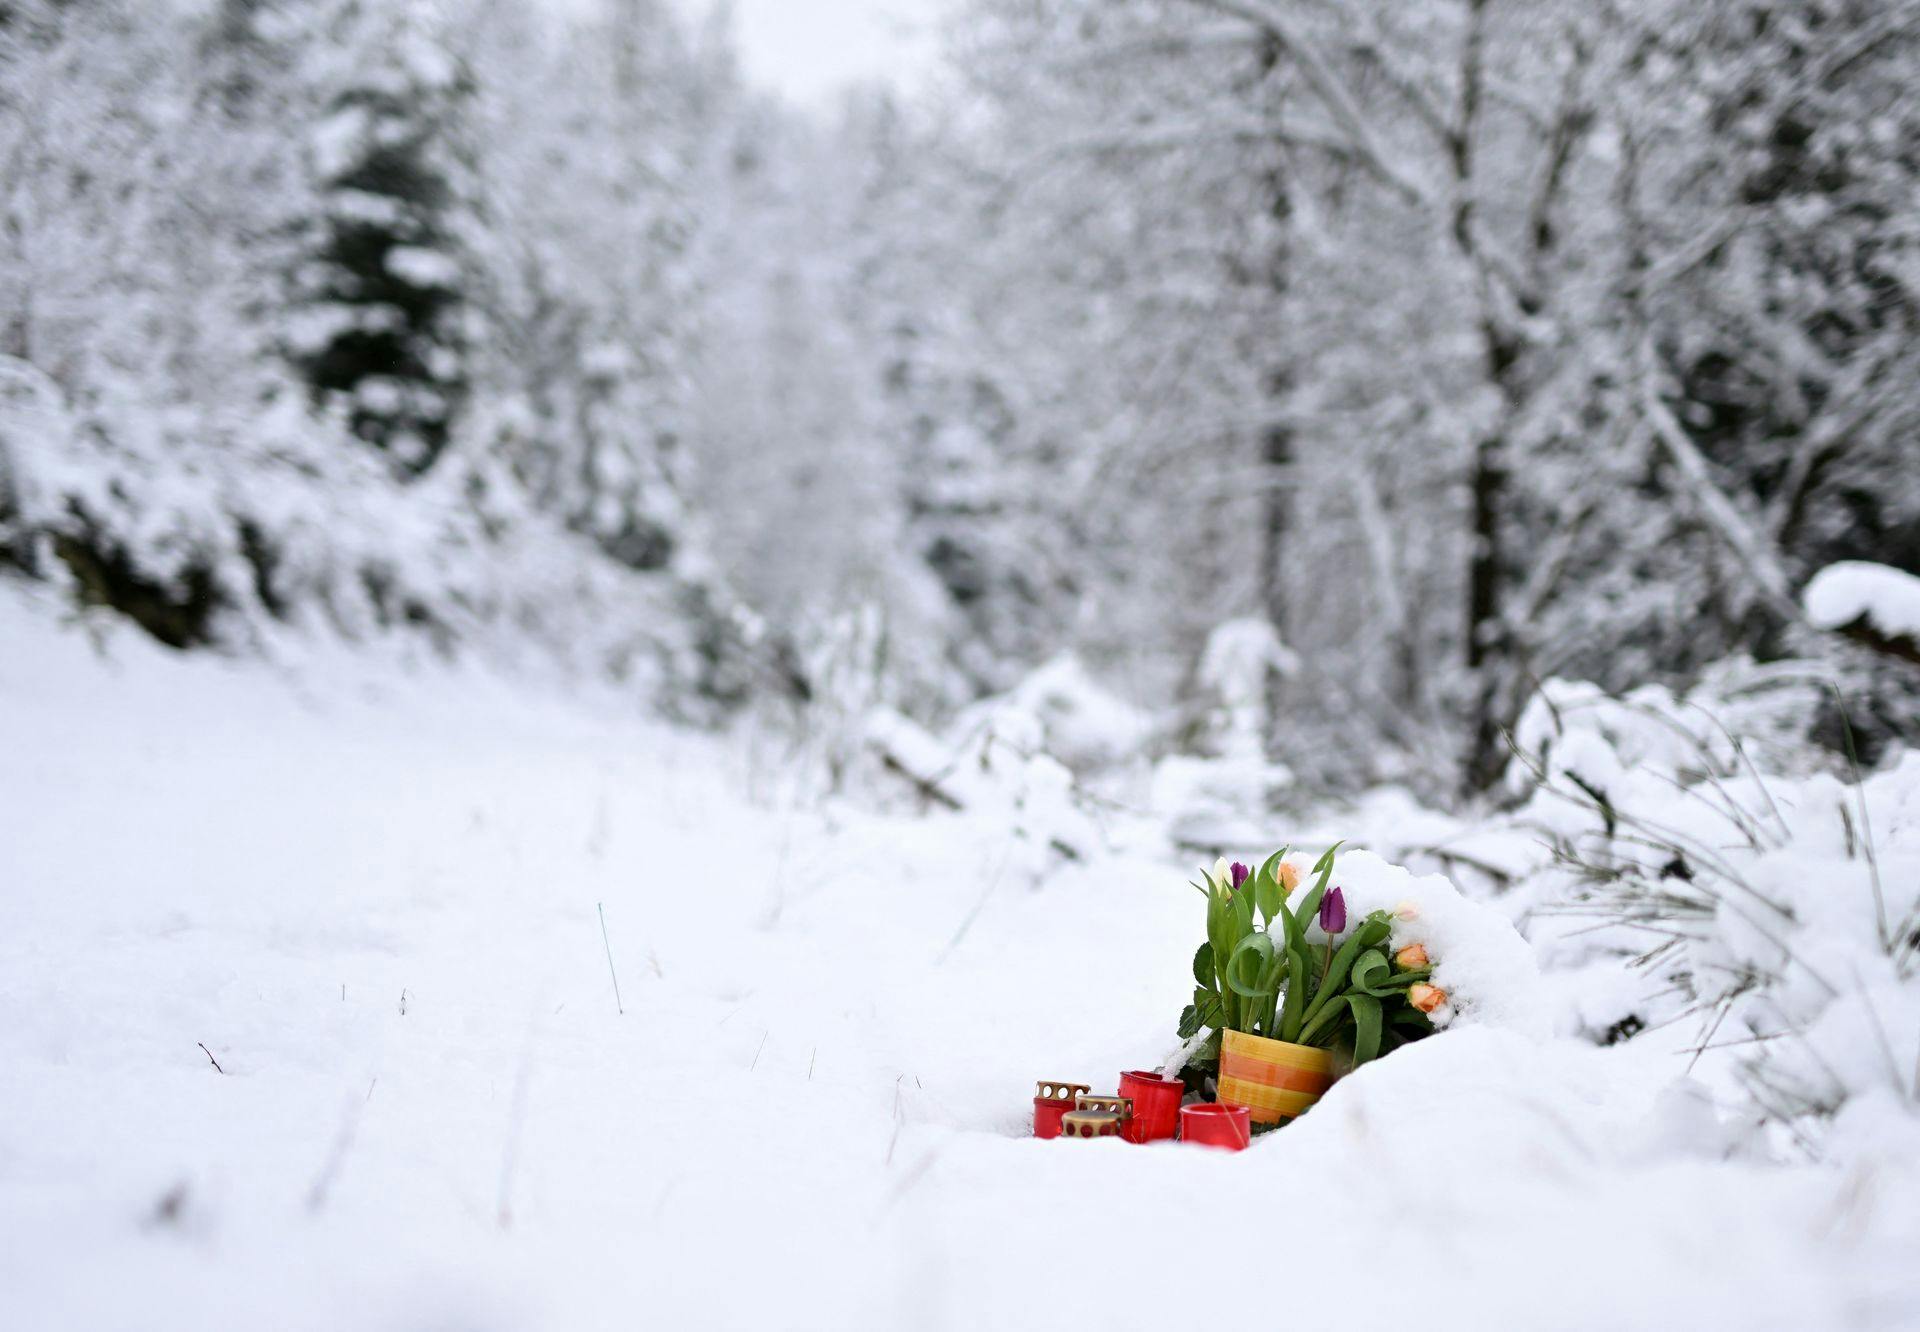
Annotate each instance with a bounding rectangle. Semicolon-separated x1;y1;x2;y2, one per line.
936;824;1021;964
597;901;625;1016
306;1085;371;1213
886;1075;907;1165
1825;684;1888;951
197;1043;224;1074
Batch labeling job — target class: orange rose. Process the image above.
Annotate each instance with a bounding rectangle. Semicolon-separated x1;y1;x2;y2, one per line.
1409;983;1448;1014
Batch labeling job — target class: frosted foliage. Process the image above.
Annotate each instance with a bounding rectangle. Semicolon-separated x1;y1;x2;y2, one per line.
951;654;1152;773
1497;673;1920;1148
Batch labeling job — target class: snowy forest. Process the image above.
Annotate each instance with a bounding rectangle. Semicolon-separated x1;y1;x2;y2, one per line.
4;0;1920;1327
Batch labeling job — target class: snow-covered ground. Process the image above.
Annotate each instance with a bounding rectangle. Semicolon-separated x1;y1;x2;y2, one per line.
4;587;1918;1330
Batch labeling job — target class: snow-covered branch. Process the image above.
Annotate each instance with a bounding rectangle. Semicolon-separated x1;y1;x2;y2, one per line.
1178;0;1432;207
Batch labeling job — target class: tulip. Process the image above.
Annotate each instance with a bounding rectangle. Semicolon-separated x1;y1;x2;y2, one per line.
1230;861;1250;889
1393;901;1420;921
1318;885;1347;934
1211;857;1232;890
1409;983;1448;1013
1394;943;1429;971
1278;861;1301;895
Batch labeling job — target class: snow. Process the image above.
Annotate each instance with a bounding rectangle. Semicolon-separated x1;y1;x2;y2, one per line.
384;245;462;289
1805;560;1920;641
950;653;1152;773
3;593;1919;1329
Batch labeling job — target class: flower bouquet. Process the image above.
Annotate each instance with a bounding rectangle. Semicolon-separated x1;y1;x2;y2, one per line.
1171;843;1443;1125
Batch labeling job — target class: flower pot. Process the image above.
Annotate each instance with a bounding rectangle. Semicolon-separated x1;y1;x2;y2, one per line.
1117;1070;1184;1144
1033;1080;1091;1139
1180;1102;1251;1150
1216;1030;1334;1126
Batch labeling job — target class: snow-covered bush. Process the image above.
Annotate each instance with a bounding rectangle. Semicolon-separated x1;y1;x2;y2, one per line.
950;653;1152;774
1503;673;1920;1154
1180;618;1298;761
0;356;768;715
861;702;1103;878
1806;562;1920;662
1148;620;1301;850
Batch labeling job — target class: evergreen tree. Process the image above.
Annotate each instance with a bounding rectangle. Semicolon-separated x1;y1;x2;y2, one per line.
287;0;471;475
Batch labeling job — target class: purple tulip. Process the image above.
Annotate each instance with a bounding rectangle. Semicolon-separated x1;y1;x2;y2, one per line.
1230;862;1250;889
1319;885;1347;934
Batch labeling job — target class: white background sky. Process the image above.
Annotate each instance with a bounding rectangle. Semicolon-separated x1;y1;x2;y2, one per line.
727;0;945;107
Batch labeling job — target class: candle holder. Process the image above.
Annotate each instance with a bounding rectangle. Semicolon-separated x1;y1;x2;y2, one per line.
1117;1070;1184;1143
1180;1102;1252;1151
1032;1080;1093;1139
1059;1109;1121;1139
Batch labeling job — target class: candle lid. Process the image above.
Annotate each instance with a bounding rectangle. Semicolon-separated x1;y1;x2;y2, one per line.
1035;1080;1092;1102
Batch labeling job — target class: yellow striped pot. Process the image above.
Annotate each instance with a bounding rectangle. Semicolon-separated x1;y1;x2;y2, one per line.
1216;1030;1335;1125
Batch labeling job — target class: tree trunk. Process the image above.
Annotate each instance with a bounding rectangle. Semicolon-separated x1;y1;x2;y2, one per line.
1257;162;1294;753
1464;427;1510;789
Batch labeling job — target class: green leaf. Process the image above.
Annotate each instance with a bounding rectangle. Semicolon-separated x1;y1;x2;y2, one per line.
1347;949;1384;995
1193;986;1224;1028
1252;846;1289;922
1349;949;1395;998
1309;841;1343;878
1298;915;1393;1033
1347;994;1383;1066
1292;881;1327;937
1254;869;1282;924
1206;883;1235;977
1229;880;1256;939
1224;933;1280;1000
1193;941;1215;988
1177;1004;1201;1039
1279;945;1308;1042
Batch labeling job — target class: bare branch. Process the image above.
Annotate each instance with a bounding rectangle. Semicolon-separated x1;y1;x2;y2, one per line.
1636;347;1803;625
1178;0;1432;207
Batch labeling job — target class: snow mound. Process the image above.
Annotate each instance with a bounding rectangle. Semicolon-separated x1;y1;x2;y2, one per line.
1805;560;1920;641
1150;751;1295;850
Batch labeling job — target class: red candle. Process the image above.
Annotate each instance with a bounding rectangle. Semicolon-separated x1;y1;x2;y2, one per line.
1117;1070;1184;1144
1032;1080;1091;1139
1181;1101;1252;1151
